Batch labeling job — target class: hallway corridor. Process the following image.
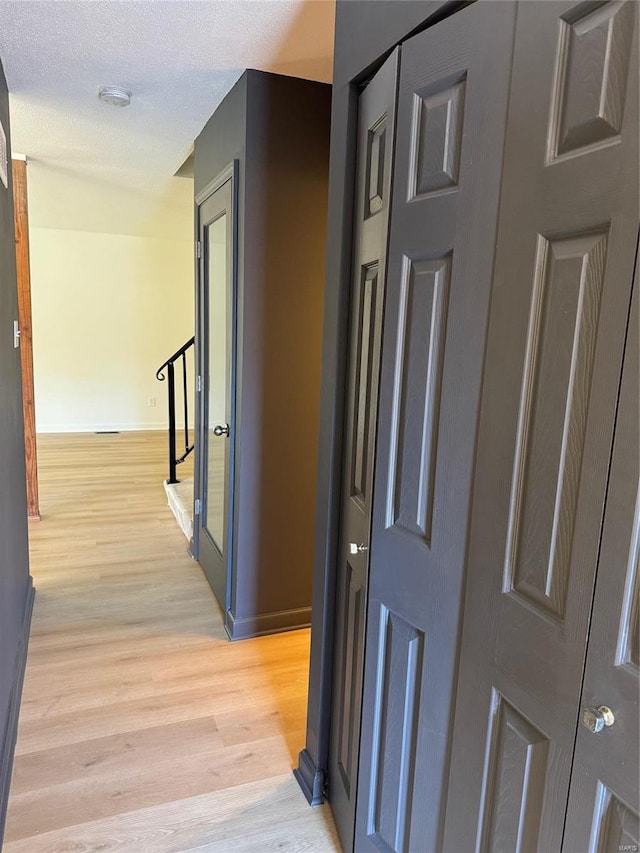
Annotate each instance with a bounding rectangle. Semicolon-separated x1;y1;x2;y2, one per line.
4;432;338;852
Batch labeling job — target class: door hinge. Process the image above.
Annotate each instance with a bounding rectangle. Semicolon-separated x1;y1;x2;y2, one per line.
196;374;202;393
195;498;201;516
13;320;21;349
195;240;202;259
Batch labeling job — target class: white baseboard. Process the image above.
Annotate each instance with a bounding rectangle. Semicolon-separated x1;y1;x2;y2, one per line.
36;423;169;433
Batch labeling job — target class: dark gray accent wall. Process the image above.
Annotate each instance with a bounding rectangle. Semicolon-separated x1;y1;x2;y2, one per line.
334;0;464;82
0;57;34;845
195;74;247;196
195;71;331;639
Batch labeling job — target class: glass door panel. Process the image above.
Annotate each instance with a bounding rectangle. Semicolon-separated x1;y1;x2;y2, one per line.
205;212;228;553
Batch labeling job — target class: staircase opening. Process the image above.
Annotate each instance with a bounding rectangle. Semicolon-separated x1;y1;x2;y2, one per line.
156;335;196;540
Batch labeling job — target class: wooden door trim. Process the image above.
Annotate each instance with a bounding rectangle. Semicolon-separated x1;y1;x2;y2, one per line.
12;158;39;521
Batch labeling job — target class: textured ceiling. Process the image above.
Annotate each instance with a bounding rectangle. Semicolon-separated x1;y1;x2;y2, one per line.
0;0;335;227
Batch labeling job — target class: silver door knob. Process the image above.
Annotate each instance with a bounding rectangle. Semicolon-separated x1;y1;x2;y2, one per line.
349;543;368;554
581;706;615;733
213;424;230;437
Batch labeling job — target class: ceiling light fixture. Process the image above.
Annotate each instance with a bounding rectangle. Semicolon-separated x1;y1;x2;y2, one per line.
98;86;131;108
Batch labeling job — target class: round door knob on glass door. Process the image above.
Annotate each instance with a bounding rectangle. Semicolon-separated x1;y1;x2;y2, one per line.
213;424;230;437
581;706;615;734
349;543;368;555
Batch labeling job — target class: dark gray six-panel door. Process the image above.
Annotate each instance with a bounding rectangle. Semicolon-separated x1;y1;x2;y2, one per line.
353;4;518;851
444;2;639;850
328;49;398;853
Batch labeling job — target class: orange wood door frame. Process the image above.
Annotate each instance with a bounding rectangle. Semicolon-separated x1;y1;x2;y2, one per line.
12;158;40;520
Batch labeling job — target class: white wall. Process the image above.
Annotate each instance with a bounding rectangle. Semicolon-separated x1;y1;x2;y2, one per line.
27;163;195;433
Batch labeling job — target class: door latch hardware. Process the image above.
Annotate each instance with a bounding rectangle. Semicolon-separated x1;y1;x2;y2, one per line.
213;424;230;437
581;705;615;733
13;320;20;349
349;542;368;555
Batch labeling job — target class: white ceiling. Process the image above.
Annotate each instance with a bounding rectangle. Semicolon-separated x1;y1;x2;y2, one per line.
0;0;335;229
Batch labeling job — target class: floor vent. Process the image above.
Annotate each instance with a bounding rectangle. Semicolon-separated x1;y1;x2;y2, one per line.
95;431;121;434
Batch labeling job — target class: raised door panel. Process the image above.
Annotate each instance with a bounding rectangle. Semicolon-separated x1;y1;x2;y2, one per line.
443;2;638;851
410;76;465;198
388;255;451;546
352;265;381;507
328;49;398;853
354;4;518;851
366;606;424;853
549;0;635;160
480;692;550;853
507;230;608;619
589;789;639;853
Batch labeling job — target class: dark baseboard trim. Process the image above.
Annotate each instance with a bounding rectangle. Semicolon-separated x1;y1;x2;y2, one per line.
0;576;35;846
294;747;325;807
225;606;312;640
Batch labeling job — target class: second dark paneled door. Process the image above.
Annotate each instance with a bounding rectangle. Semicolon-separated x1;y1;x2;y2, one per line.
328;48;398;853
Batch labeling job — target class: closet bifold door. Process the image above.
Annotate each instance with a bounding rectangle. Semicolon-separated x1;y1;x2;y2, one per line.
562;262;639;853
443;2;639;852
353;4;517;852
327;48;398;853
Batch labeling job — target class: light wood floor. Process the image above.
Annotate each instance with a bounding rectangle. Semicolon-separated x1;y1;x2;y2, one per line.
4;431;339;853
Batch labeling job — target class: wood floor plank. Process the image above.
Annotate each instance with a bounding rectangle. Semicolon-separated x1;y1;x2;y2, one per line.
4;776;339;853
4;432;337;851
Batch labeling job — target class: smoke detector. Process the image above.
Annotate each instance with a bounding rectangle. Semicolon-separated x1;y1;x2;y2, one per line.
98;86;131;107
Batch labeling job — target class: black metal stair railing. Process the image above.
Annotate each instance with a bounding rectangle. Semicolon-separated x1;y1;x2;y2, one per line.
156;336;195;484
